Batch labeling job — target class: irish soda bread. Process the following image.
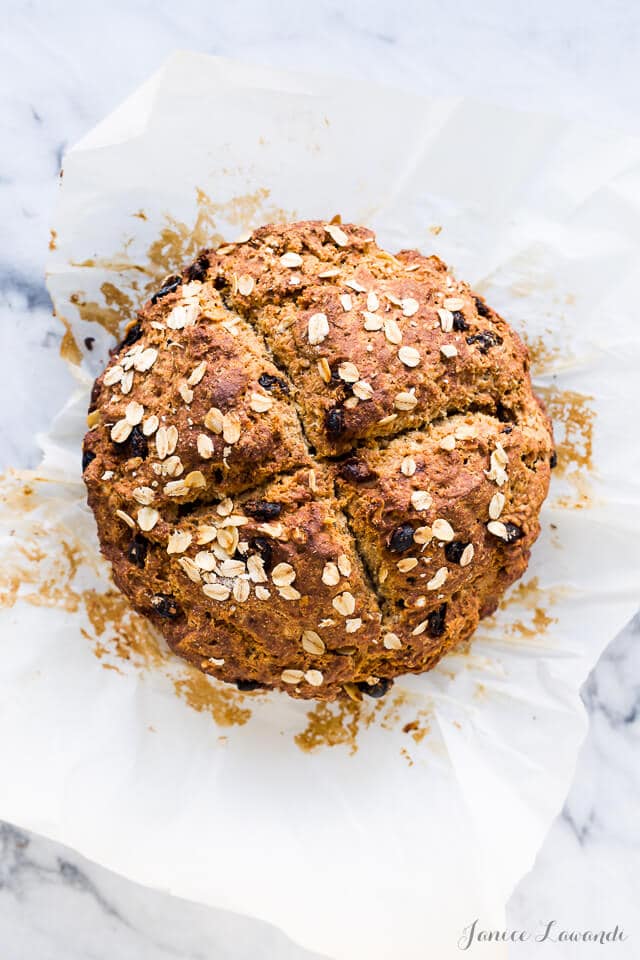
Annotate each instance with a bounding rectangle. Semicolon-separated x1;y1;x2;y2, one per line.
83;220;553;701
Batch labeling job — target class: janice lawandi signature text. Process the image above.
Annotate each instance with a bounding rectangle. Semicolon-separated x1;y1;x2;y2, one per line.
458;919;627;950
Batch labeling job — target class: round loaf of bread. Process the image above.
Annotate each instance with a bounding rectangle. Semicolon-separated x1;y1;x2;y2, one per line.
83;220;553;701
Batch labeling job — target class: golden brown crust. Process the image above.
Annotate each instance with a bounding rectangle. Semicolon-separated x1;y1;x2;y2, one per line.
335;408;552;678
83;285;310;505
83;220;553;701
211;222;532;456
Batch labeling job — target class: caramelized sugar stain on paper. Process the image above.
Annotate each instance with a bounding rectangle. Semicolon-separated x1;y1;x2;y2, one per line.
295;700;365;755
538;385;595;509
69;291;125;338
462;577;565;705
145;187;225;281
87;591;252;727
58;316;83;365
508;605;555;640
0;481;39;517
294;690;433;756
0;509;83;613
69;283;136;339
524;332;561;376
496;576;561;641
402;713;431;744
84;588;164;669
88;600;251;726
466;577;565;658
146;187;292;283
63;188;296;346
521;331;596;509
174;672;252;728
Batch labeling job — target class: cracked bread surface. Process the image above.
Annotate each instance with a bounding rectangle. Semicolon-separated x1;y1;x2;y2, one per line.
83;220;553;701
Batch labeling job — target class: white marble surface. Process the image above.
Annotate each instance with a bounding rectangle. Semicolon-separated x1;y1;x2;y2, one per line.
1;0;639;956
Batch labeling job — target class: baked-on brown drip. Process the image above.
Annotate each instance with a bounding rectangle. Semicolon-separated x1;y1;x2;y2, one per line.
83;220;553;701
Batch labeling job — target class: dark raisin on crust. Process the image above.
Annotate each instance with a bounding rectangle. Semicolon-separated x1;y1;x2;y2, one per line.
550;450;558;469
388;523;415;554
325;405;345;437
338;458;375;483
427;603;448;638
243;500;282;521
258;373;290;394
88;379;102;412
502;522;524;543
357;677;393;698
185;254;209;283
127;534;148;568
474;296;491;318
150;276;181;304
176;500;200;518
249;536;273;571
236;679;263;691
126;425;148;459
112;429;129;448
444;541;469;564
82;449;95;472
151;594;181;619
328;367;343;389
452;310;468;332
466;331;503;354
117;322;143;352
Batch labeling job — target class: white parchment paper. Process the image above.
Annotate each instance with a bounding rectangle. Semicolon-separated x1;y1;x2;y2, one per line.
2;53;640;959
